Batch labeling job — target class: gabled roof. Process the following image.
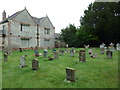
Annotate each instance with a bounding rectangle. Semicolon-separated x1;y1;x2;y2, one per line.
32;16;46;24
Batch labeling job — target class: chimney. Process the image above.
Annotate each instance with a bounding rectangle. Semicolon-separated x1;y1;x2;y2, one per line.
2;10;6;21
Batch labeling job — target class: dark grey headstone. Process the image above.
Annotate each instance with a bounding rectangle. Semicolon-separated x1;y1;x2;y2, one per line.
106;51;112;59
66;67;76;82
79;50;86;62
32;59;39;70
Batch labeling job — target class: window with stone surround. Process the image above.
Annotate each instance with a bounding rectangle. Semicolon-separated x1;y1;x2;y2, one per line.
21;24;30;32
44;28;50;34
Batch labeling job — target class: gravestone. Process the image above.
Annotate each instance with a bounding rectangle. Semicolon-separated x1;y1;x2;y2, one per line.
88;49;92;55
70;49;74;57
48;56;54;61
109;42;115;51
106;50;112;59
116;43;120;50
90;53;98;58
66;44;69;48
54;52;58;59
4;52;8;61
34;50;39;57
19;48;22;52
84;45;89;49
32;59;39;70
59;49;64;55
100;43;105;54
79;50;86;62
43;49;48;57
19;56;26;68
66;67;76;82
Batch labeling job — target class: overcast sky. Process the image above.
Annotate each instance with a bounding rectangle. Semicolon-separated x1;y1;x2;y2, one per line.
0;0;95;33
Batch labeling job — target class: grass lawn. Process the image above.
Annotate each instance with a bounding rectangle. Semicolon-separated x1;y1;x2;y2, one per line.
2;48;118;88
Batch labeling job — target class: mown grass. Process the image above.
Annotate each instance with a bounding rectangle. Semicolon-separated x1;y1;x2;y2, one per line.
2;48;118;88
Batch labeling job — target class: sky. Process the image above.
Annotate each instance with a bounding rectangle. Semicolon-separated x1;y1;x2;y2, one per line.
0;0;95;33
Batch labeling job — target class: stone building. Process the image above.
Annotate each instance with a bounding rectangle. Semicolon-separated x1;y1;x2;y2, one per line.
0;8;55;50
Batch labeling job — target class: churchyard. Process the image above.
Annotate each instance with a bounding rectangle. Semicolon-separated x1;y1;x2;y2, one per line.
2;47;118;88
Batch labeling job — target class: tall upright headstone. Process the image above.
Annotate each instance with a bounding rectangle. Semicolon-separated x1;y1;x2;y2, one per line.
79;50;86;62
3;52;8;61
116;43;120;50
66;67;76;82
19;56;26;68
43;49;48;57
100;43;105;54
32;59;39;70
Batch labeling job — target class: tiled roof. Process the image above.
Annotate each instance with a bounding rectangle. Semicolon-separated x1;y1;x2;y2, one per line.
32;16;45;24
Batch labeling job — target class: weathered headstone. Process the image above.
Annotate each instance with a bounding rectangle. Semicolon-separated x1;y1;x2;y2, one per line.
79;50;86;62
66;44;69;48
100;43;105;54
59;49;64;55
106;50;112;59
84;45;89;49
70;49;74;57
48;56;54;61
32;59;39;70
34;50;39;57
4;52;8;61
19;56;26;68
109;42;115;51
90;53;98;58
54;52;58;59
116;43;120;50
88;49;92;55
43;49;48;57
66;67;76;82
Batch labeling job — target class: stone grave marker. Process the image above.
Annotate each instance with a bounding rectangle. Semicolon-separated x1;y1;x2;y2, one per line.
54;51;58;59
34;50;39;57
79;50;86;62
106;50;112;59
116;43;120;50
84;45;89;49
66;67;76;82
100;43;105;54
70;49;74;57
19;56;26;68
109;42;115;51
88;49;92;55
4;52;8;61
90;53;98;58
43;49;48;57
32;59;39;70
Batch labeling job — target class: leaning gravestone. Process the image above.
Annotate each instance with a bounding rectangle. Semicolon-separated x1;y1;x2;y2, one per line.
106;50;112;59
3;52;8;61
19;56;26;68
54;52;58;59
32;59;39;70
79;50;86;62
66;67;76;82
